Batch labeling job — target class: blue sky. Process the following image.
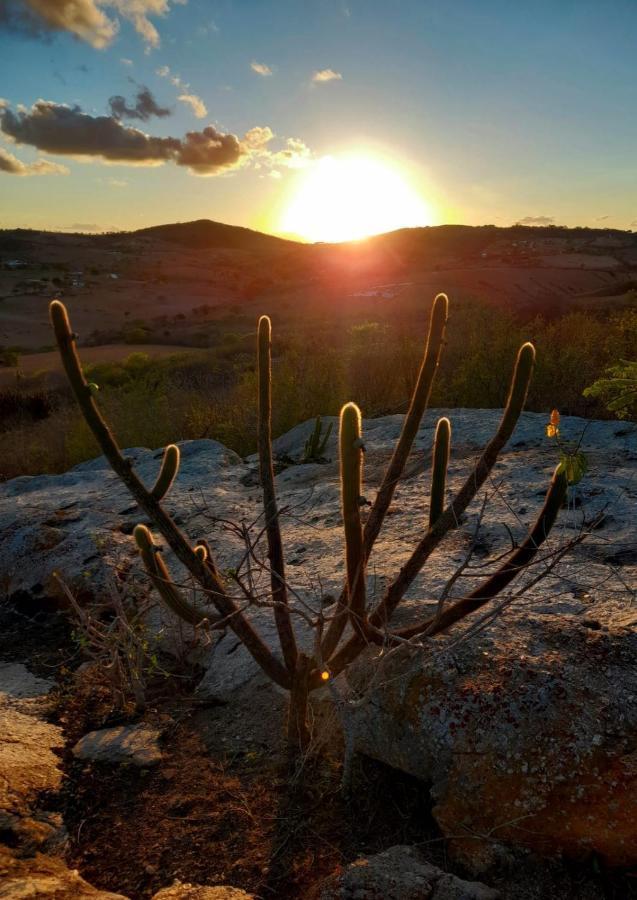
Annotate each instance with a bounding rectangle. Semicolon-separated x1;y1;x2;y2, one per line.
0;0;636;236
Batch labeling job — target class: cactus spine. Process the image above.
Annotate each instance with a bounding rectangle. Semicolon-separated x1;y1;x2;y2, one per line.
429;417;451;528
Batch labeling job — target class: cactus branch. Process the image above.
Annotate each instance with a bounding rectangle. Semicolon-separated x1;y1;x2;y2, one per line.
397;467;569;639
339;403;368;639
151;444;180;501
429;417;451;527
257;315;298;672
50;300;291;690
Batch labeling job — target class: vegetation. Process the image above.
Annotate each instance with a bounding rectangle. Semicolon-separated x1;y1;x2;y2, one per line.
51;294;570;751
0;300;635;481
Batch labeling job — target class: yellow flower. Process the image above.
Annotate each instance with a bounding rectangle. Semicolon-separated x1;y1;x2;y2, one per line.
546;408;560;438
320;670;330;682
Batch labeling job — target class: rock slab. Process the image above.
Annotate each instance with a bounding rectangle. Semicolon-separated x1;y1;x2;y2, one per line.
72;724;163;767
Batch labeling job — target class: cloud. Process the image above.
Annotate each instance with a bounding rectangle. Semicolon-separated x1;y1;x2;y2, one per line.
0;99;244;175
251;61;272;77
156;63;186;89
120;57;133;65
0;146;69;176
312;68;342;83
178;93;207;119
243;126;274;150
109;86;170;120
516;215;555;226
631;220;637;227
0;0;186;49
595;214;610;221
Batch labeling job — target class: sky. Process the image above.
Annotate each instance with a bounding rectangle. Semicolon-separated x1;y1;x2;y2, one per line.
0;0;636;239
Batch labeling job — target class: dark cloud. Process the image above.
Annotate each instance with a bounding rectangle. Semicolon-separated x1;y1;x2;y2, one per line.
0;100;245;175
109;87;171;121
516;216;555;226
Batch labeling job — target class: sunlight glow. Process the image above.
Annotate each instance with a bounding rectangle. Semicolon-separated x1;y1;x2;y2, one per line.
280;155;434;243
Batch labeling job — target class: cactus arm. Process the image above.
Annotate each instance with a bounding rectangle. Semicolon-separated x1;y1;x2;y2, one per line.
429;417;451;528
151;444;180;501
50;300;291;689
134;525;216;627
397;467;569;639
321;292;448;660
257;315;298;672
339;403;368;639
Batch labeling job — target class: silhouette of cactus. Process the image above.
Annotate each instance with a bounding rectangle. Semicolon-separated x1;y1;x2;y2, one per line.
50;293;570;751
302;416;333;462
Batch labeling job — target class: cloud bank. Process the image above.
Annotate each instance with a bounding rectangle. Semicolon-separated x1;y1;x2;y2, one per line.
516;215;555;226
0;100;311;176
0;0;186;49
0;145;69;176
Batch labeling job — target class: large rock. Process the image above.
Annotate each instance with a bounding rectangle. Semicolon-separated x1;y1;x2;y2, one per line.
317;845;498;899
1;412;636;868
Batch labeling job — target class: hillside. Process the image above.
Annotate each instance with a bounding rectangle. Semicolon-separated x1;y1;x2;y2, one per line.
132;218;300;252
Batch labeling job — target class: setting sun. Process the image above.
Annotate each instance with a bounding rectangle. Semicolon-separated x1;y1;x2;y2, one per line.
280;155;434;243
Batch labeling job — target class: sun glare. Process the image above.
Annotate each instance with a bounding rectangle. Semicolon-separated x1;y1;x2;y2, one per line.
280;155;434;243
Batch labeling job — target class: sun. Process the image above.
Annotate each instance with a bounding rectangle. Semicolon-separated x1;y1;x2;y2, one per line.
279;154;434;243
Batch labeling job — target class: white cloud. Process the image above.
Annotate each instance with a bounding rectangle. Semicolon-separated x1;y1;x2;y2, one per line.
251;61;272;77
312;68;342;83
178;93;207;119
120;57;133;66
0;146;69;176
19;0;187;50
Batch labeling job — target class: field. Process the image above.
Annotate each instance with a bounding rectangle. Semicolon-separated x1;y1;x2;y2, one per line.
1;221;636;480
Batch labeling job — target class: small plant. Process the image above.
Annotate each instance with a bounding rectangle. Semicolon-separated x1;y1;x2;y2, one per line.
584;360;637;420
50;293;571;752
301;415;333;463
545;408;588;485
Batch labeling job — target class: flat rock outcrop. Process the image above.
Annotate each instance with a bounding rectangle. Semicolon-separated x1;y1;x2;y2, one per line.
1;411;636;870
72;724;163;767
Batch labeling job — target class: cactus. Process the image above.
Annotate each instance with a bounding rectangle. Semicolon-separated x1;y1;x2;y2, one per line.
302;416;333;463
50;293;574;751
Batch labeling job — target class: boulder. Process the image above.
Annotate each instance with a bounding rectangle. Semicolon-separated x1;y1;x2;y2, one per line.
72;724;163;767
317;846;498;899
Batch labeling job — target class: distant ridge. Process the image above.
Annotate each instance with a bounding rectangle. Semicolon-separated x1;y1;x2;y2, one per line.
132;219;300;251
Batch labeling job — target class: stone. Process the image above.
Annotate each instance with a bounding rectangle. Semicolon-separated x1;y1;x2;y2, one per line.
151;883;255;899
0;847;129;898
72;724;163;766
0;663;65;855
317;846;499;899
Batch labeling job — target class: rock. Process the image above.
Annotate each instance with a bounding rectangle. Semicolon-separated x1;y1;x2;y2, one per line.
2;412;636;868
72;724;163;767
0;663;66;855
151;883;255;899
0;846;129;898
347;616;637;872
317;846;498;899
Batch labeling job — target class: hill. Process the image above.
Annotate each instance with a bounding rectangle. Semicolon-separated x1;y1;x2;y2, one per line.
132;219;300;252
